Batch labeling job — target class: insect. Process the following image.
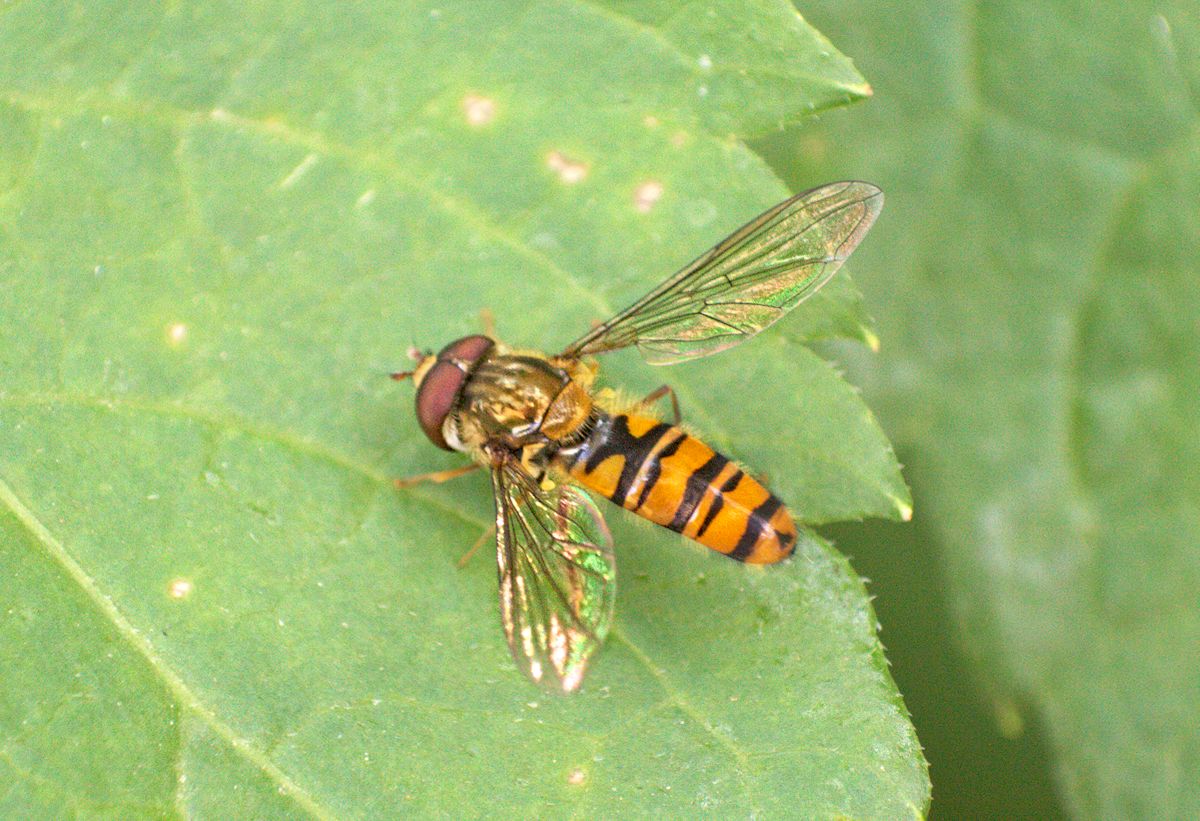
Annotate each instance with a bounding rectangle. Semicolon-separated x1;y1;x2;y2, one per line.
393;181;883;692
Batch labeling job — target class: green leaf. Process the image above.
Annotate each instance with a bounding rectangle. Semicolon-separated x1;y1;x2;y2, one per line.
0;1;923;817
767;1;1200;816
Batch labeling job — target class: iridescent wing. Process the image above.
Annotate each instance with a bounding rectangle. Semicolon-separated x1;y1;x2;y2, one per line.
562;181;883;365
491;464;617;692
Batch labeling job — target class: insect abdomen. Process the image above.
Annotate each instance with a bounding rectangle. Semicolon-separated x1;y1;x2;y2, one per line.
563;413;796;564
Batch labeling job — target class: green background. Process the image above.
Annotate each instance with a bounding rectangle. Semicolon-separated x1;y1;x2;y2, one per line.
761;1;1198;818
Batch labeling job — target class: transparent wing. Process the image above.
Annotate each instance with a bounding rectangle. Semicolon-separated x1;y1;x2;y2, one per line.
562;181;883;365
492;464;616;693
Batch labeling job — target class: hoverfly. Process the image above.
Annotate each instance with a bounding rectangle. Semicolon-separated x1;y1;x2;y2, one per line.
393;181;883;692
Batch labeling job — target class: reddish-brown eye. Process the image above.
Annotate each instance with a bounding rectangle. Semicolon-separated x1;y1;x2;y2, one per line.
415;335;494;449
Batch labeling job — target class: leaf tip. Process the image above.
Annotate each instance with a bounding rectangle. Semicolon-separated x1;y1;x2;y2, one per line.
833;78;875;107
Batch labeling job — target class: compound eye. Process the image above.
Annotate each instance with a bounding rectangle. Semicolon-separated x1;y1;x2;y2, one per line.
415;361;466;449
413;335;494;450
437;334;493;364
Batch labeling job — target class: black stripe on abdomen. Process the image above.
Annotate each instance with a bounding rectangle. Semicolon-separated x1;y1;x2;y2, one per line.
667;453;728;533
635;431;686;511
581;414;674;507
728;494;784;561
695;468;744;539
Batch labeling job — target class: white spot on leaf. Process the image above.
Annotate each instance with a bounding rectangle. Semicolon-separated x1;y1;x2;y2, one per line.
167;323;187;345
462;94;496;126
546;151;588;183
168;578;193;599
634;181;664;213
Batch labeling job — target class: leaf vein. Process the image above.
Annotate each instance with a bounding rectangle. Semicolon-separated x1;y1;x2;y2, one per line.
0;476;338;820
0;390;489;530
609;628;762;816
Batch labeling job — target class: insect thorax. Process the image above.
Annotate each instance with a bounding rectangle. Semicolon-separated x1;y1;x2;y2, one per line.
448;351;595;456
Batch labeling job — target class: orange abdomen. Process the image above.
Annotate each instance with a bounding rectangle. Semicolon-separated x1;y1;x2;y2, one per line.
561;413;797;564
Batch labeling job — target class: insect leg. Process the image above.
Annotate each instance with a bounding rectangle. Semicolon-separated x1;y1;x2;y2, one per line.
393;463;481;488
457;523;497;568
641;384;682;425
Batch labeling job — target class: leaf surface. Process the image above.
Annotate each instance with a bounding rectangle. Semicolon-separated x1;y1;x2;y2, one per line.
0;1;923;817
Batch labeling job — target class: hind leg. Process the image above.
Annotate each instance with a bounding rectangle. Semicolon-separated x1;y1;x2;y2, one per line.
641;384;682;425
457;524;496;568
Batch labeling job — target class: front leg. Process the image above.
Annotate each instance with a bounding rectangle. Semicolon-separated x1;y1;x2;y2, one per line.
393;463;481;489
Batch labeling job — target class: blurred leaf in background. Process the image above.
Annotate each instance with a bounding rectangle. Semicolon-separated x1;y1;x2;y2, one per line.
0;1;927;817
761;0;1199;817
